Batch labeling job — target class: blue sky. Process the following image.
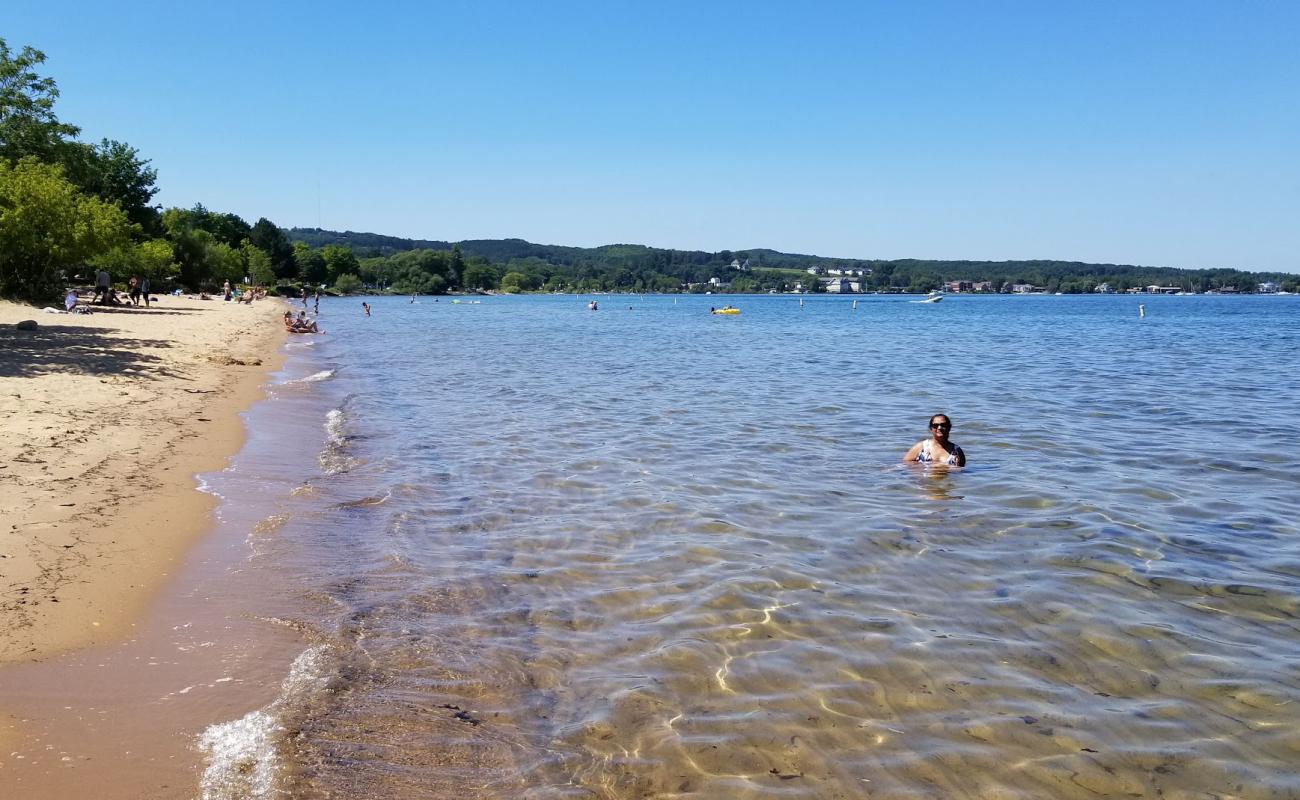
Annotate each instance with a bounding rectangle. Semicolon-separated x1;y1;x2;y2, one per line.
6;1;1298;271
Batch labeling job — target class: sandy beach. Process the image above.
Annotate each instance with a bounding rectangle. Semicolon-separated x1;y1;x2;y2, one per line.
0;295;286;666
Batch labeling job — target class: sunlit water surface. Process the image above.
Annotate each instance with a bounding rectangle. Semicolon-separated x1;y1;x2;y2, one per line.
201;294;1300;799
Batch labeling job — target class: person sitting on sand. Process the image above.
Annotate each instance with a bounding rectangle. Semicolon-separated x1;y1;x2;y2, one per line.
904;413;966;467
65;290;79;313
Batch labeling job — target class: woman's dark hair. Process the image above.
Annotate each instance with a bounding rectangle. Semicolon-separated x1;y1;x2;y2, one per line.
929;414;952;428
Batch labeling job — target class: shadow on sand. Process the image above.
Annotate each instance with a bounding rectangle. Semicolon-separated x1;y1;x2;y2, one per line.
0;324;183;380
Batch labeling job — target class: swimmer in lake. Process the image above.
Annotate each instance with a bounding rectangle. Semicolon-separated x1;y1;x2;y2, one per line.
362;301;371;317
904;413;966;467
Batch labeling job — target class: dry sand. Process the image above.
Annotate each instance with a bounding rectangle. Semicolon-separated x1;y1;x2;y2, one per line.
0;295;286;666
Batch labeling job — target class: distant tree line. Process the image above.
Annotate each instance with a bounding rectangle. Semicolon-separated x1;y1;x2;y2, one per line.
289;229;1300;295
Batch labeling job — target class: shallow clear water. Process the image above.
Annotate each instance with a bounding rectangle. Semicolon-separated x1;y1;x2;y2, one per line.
204;294;1300;799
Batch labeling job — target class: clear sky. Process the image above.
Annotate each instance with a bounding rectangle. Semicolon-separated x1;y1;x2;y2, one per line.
6;1;1298;271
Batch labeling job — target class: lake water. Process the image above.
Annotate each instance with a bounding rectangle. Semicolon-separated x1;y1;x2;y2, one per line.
199;293;1300;799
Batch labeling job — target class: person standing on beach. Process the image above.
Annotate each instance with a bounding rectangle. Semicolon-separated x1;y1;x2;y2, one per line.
904;414;966;466
128;276;141;306
140;277;151;308
95;269;110;304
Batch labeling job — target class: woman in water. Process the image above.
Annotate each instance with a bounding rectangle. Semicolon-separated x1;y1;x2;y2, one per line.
904;414;966;466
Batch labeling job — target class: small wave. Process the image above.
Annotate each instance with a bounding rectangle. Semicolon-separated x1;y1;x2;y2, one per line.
198;645;332;800
252;513;291;536
334;491;391;509
319;408;359;475
279;369;336;387
325;408;346;446
296;369;336;384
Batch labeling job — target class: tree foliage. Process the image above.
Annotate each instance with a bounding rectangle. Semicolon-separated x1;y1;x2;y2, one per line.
0;158;132;299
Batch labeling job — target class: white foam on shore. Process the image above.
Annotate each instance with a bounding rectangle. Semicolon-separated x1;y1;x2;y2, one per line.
284;369;335;385
325;408;346;446
197;644;331;800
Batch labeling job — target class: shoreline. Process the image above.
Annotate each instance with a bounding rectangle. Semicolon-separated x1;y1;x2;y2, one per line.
0;296;288;666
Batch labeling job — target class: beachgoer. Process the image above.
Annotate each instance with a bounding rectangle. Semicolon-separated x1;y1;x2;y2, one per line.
128;276;141;306
301;287;309;307
904;414;966;467
94;269;110;304
362;301;371;317
314;291;321;314
140;277;150;308
64;290;78;313
223;280;232;301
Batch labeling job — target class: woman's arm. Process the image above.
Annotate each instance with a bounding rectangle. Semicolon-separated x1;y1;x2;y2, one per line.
903;441;923;463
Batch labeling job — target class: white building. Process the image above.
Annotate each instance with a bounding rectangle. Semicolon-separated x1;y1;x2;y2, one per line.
822;277;862;293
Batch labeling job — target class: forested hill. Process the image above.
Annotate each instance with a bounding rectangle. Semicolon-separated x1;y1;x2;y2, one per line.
284;227;1295;295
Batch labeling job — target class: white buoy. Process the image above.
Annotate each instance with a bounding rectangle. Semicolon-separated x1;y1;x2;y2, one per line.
800;297;805;308
852;299;858;311
1139;304;1146;318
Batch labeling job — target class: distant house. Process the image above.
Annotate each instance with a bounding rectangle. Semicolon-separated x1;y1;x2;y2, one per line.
1009;283;1039;294
1146;285;1181;294
1258;281;1279;293
971;281;991;292
822;277;861;293
946;280;974;293
708;276;723;287
806;266;826;276
827;267;866;277
1095;283;1116;294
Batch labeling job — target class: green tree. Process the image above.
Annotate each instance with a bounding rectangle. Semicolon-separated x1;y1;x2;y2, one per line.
240;241;275;286
294;241;326;285
461;262;498;291
205;241;243;287
333;272;363;293
499;271;529;293
63;138;160;233
90;238;179;285
0;39;80;166
251;218;295;279
450;244;466;285
321;244;359;284
0;158;131;299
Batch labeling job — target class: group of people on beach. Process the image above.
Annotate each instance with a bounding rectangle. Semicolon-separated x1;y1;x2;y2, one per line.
88;269;151;307
283;310;321;333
